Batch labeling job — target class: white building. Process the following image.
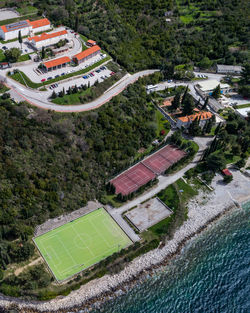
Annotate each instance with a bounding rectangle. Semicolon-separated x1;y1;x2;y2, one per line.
0;18;51;41
216;64;242;75
196;79;232;96
28;29;68;50
235;107;250;119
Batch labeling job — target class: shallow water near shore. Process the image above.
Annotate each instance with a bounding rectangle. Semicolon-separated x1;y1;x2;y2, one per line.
90;202;250;313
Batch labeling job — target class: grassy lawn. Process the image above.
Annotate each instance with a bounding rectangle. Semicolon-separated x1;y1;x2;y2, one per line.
155;109;170;137
52;88;91;105
16;6;38;15
10;56;111;89
0;50;5;62
147;178;197;238
0;84;10;93
235;103;250;109
79;34;88;51
224;152;241;165
180;15;194;24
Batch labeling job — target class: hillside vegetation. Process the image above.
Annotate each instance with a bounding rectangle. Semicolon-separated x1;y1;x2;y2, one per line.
32;0;250;72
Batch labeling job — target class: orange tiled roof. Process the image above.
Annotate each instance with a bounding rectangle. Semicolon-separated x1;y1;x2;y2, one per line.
43;56;71;69
0;20;30;33
73;45;101;61
87;39;96;44
28;30;67;43
0;25;7;33
178;111;213;123
28;18;50;29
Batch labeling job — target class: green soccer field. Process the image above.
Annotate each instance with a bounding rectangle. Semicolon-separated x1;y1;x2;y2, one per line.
34;208;132;281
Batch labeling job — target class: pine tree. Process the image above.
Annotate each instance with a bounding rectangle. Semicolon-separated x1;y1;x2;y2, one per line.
212;84;221;99
41;46;45;59
171;92;181;110
182;93;195;115
202;96;209;110
205;118;213;134
18;30;22;50
181;85;189;104
51;90;57;99
214;122;222;135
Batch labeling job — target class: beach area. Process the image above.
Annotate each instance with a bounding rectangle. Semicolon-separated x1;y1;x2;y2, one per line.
0;169;249;313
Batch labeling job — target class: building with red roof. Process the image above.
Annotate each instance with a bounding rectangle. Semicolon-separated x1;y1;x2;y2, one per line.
221;169;232;176
0;18;51;41
73;45;101;65
43;56;71;72
86;39;97;47
176;110;213;129
28;30;68;50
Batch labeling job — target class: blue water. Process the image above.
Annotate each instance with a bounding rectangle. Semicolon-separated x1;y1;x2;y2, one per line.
92;202;250;313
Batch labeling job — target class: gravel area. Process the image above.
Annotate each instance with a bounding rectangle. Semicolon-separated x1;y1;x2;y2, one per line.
34;200;101;237
0;9;19;21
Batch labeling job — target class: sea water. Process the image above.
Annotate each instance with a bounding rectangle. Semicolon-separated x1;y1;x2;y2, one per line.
92;201;250;313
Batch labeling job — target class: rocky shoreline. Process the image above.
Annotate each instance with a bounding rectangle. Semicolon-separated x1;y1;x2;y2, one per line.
1;170;249;313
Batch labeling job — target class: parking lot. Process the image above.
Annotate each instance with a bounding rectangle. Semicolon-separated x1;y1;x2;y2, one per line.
47;65;112;94
17;52;106;83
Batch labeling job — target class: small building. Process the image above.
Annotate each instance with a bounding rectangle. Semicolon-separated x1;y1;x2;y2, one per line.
42;56;71;72
73;45;101;65
28;29;68;50
0;18;50;41
216;64;242;75
221;169;232;176
235;107;250;120
86;39;96;47
0;62;11;69
196;79;231;96
176;111;213;129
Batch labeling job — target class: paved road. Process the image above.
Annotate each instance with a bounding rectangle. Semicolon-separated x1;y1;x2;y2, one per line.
107;137;212;220
3;69;159;112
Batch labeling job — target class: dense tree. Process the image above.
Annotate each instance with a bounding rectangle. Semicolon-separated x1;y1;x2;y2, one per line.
4;48;21;63
206;151;226;171
212;84;221;99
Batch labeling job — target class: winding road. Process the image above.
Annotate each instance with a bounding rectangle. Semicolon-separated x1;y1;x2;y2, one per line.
1;69;159;112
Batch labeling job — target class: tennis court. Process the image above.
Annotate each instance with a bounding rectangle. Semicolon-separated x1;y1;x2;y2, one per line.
110;145;186;196
33;208;132;281
110;163;156;196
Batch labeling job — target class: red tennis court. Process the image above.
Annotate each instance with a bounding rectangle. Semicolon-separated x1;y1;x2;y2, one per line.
111;163;156;196
142;152;172;174
110;145;186;196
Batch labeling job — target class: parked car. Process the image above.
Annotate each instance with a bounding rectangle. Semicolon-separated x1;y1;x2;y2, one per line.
61;72;65;76
47;77;52;80
55;75;60;78
83;75;88;79
2;46;7;50
41;78;46;82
